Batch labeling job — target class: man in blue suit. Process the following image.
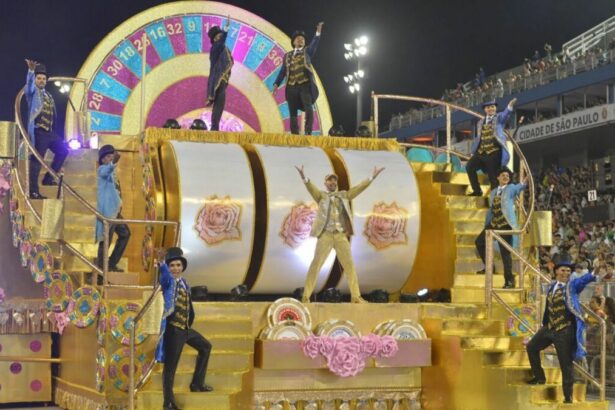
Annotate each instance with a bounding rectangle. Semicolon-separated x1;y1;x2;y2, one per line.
466;98;517;196
206;15;233;131
273;22;324;135
526;261;602;404
24;59;68;199
155;247;212;410
475;167;526;288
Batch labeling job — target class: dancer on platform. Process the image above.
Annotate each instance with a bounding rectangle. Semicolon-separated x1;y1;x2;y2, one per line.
474;167;526;288
295;165;384;303
206;15;233;131
273;22;324;135
526;261;603;404
24;59;68;199
156;247;213;410
96;144;130;273
466;98;517;196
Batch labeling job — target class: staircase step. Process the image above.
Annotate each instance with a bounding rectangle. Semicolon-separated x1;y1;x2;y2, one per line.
499;365;562;385
192;302;253;318
421;304;487;320
483;350;531;366
452;287;525;304
176;350;252;373
432;171;489;185
191;317;253;337
107;271;139;286
440;318;506;336
136;389;239;410
454;221;485;235
39;185;96;202
455;258;504;274
450;208;488;221
446;196;488;209
513;382;587;404
457;233;479;246
410;162;452;173
440;183;491;196
145;368;247;391
105;287;147;300
459;335;526;351
28;224;94;243
206;335;254;352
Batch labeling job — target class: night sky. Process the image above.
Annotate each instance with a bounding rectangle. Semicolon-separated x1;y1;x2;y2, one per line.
1;0;615;134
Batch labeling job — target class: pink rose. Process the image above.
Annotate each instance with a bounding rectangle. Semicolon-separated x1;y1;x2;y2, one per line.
319;336;337;359
280;203;317;248
327;339;366;377
195;196;242;245
302;335;321;359
380;335;399;358
55;312;70;335
364;202;408;250
360;333;383;358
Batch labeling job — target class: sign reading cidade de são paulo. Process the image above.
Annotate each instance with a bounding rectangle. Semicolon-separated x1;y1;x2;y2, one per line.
517;103;615;143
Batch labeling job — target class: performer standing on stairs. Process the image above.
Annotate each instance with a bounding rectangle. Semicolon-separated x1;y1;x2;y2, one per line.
295;165;384;303
466;98;517;196
526;261;603;404
206;15;233;131
156;247;213;410
474;167;526;288
24;59;68;199
273;22;324;135
96;145;130;273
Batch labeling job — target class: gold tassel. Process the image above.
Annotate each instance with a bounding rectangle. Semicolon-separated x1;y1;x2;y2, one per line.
40;198;64;241
144;128;401;152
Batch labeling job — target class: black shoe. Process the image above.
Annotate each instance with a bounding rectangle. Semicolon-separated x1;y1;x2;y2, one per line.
163;402;182;410
526;378;546;385
29;192;47;200
563;398;572;404
503;280;515;289
41;174;58;186
190;383;213;392
468;191;483;196
476;269;486;275
109;266;124;272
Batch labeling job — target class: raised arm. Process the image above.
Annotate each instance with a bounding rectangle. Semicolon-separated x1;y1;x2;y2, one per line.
295;165;321;202
24;59;37;100
347;166;384;199
97;163;116;179
306;22;323;58
497;98;517;125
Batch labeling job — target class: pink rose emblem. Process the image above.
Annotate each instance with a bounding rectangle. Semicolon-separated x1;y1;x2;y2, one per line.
380;335;399;358
195;195;242;245
363;202;409;250
360;333;383;358
302;335;321;359
280;203;317;248
319;336;337;359
327;338;366;377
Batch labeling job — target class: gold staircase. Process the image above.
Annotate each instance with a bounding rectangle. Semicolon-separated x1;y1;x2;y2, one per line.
421;304;608;409
136;303;254;410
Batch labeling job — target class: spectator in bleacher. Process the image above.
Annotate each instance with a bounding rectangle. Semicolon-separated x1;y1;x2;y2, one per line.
466;98;517;196
24;59;68;200
475;167;527;288
96;145;130;273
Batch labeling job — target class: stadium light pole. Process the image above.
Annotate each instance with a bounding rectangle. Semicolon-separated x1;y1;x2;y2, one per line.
344;36;368;131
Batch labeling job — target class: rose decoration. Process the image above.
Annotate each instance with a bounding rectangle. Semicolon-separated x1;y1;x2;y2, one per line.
280;203;317;248
0;288;5;305
195;195;242;246
328;338;366;377
380;335;399;358
302;334;321;359
363;202;409;250
301;335;398;377
55;312;70;334
0;161;11;214
360;333;383;357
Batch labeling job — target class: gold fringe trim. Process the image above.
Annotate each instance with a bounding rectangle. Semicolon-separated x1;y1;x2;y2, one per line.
144;128;400;152
254;390;421;409
55;385;109;410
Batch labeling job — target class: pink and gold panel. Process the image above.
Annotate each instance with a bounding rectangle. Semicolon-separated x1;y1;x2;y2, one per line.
249;145;336;294
165;141;254;292
335;149;420;293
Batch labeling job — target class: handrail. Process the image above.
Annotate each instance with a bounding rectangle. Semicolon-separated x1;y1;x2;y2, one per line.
485;230;607;401
398;142;471;161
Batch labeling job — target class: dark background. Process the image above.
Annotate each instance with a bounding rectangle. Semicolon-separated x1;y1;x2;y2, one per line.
1;0;614;134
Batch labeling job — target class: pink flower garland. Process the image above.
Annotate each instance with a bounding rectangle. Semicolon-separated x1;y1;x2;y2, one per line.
0;161;11;214
302;334;398;377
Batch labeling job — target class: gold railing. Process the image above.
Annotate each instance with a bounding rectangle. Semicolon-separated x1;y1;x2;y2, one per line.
485;231;607;401
14;78;182;407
